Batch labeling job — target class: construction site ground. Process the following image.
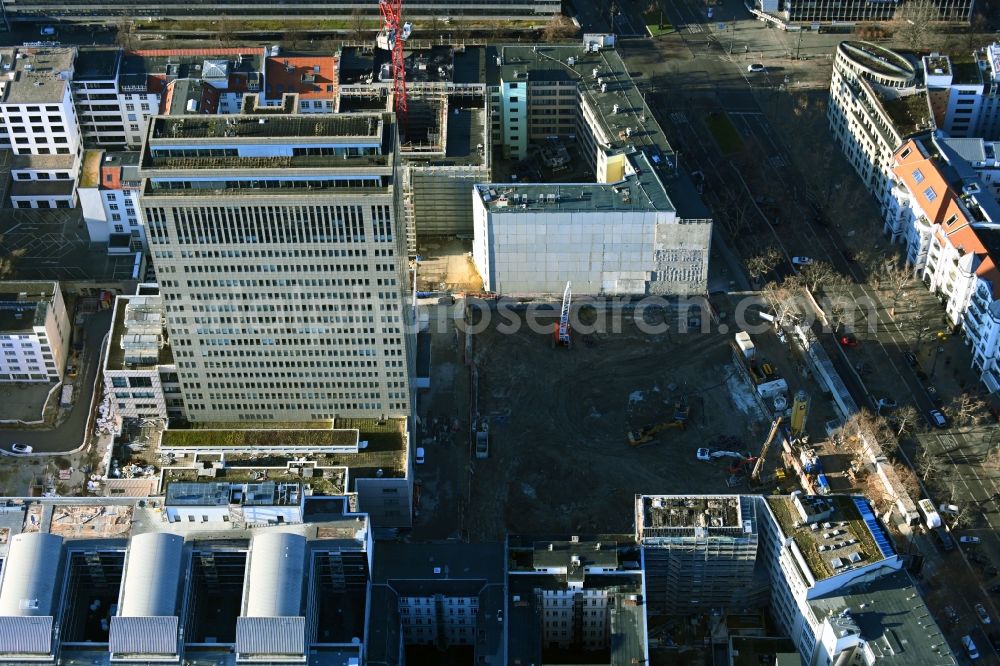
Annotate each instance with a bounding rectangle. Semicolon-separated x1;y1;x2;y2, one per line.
415;238;483;294
410;296;841;542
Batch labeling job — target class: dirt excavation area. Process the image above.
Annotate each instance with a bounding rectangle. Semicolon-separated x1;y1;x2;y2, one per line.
466;304;773;541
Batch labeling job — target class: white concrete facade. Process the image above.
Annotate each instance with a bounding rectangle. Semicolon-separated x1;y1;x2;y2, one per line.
0;281;70;383
102;285;183;423
828;41;928;215
0;48;84;210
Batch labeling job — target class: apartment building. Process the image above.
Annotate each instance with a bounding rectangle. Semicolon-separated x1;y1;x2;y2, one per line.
368;541;506;666
473;44;712;296
0;0;560;23
78;150;145;253
102;284;183;423
0;281;70;383
0;47;83;209
755;0;972;23
635;495;760;615
0;497;371;665
828;41;933;214
886;137;1000;392
72;48;129;147
924;45;1000;140
140;113;413;423
262;55;337;113
506;536;648;664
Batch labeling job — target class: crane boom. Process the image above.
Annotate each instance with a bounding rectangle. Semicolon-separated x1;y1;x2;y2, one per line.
751;417;783;484
553;281;572;348
378;0;409;131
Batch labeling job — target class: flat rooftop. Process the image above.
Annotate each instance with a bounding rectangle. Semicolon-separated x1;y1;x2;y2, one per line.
529;539;619;572
766;495;890;582
486;45;674;157
808;569;955;665
641;495;741;530
73;47;121;81
475;160;673;213
165;480;302;507
160;423;357;449
0;281;57;333
120;48;264;92
106;293;173;371
0;47;74;104
151;114;383;141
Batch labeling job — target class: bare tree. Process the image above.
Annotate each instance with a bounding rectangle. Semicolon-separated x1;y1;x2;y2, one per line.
892;0;941;51
891;404;922;438
863;471;894;513
542;15;577;42
285;28;307;49
946;393;989;427
760;279;803;327
915;449;945;483
878;260;911;315
215;14;235;46
350;8;368;43
836;409;898;461
799;260;845;293
746;246;782;285
982;445;1000;474
114;14;135;51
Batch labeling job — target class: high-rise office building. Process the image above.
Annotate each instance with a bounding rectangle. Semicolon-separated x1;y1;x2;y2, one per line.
140;112;413;422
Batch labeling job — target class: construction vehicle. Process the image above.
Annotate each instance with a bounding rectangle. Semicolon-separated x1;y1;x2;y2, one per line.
553;282;572;348
627;402;690;447
729;456;759;475
749;417;784;486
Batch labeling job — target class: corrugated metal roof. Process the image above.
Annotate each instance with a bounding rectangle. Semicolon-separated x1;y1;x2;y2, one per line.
109;616;179;655
940;137;987;164
0;532;63;617
0;616;53;655
244;532;306;617
235;616;305;656
119;532;184;617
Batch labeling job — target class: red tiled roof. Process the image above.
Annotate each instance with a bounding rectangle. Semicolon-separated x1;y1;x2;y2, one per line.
895;139;1000;295
264;56;337;100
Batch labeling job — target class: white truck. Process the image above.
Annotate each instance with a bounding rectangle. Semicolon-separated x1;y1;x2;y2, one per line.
60;383;74;408
917;498;942;530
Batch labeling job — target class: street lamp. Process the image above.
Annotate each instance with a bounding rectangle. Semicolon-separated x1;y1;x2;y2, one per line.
930;345;945;377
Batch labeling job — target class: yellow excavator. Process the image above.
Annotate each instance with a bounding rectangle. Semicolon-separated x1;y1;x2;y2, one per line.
627;402;691;447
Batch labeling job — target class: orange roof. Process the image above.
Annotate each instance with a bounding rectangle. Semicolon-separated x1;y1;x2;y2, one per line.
894;139;1000;295
264;56;337;101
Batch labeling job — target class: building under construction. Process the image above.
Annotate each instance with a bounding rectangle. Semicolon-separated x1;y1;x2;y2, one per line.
635;495;762;615
337;45;491;255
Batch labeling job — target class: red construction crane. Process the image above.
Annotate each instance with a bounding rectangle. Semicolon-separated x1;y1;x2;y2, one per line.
378;0;409;132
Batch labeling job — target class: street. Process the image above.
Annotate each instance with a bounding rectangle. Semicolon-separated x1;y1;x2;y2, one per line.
0;309;111;455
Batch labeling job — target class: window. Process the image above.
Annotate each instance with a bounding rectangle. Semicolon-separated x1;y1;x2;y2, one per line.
924;186;937;201
912;168;924;183
112;377;127;388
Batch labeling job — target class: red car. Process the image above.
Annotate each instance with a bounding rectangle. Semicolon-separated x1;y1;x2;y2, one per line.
840;334;859;348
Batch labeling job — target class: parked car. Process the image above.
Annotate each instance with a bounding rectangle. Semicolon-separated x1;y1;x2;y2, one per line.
707;7;714;18
977;603;992;625
10;443;32;455
944;605;960;624
39;25;56;35
791;256;814;267
747;63;766;73
929;409;948;429
840;334;859;348
415;447;425;464
904;352;918;367
877;398;898;410
961;536;982;544
964;634;981;660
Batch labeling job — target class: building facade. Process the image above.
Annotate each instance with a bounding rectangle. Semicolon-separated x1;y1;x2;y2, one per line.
78;150;146;253
140;113;413;422
0;281;70;383
102;284;183;423
0;47;84;209
635;495;759;615
756;0;973;24
828;41;932;215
